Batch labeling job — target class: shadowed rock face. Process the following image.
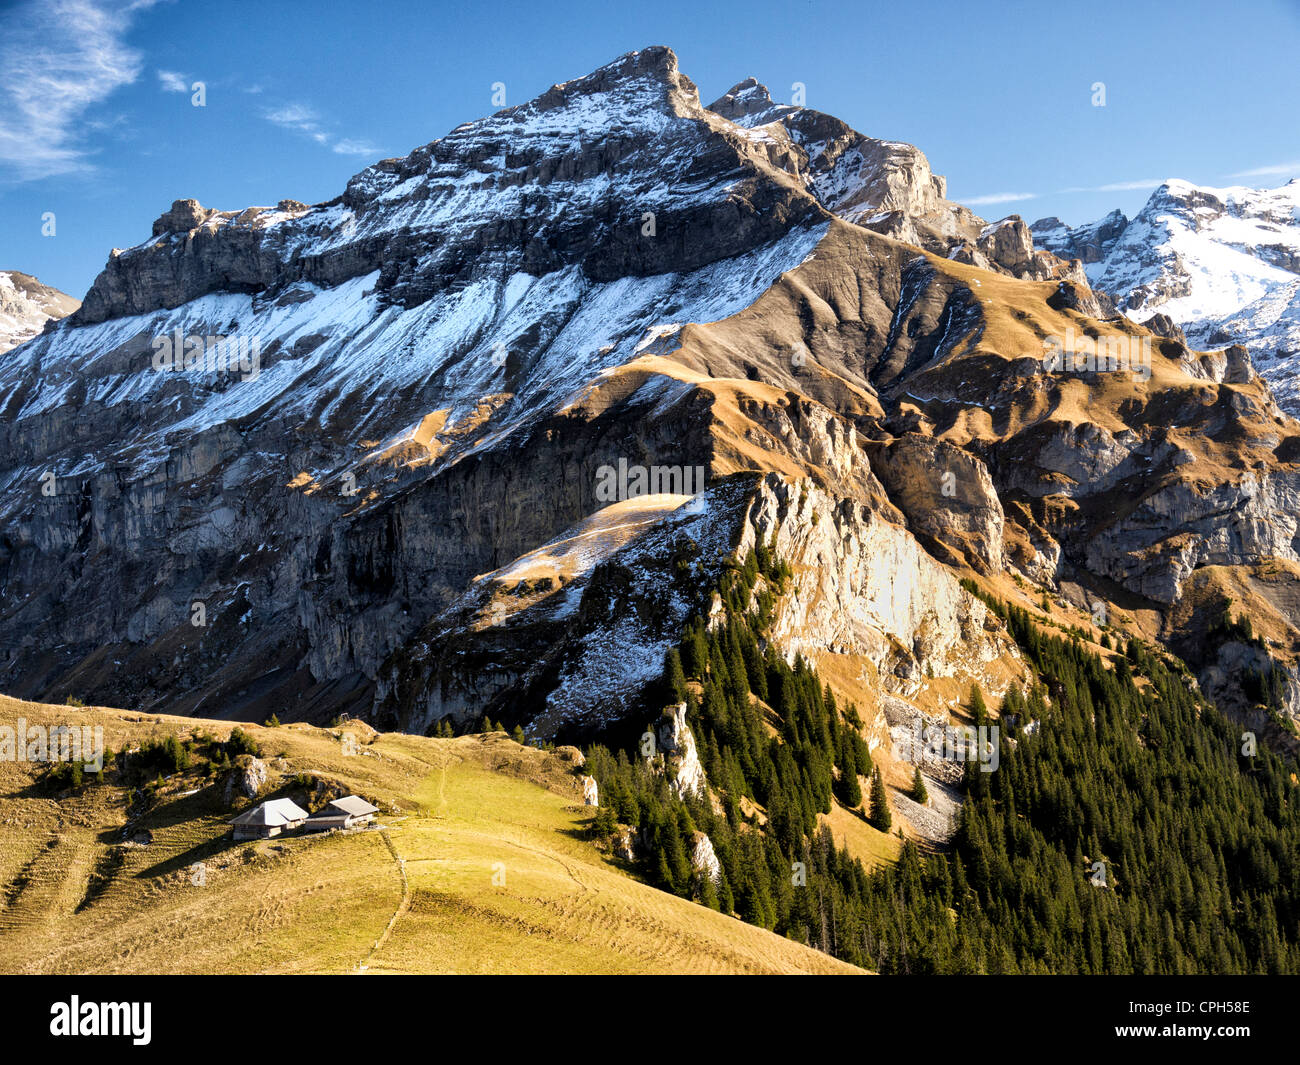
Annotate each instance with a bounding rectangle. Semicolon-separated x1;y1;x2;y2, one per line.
1031;209;1129;265
3;46;1300;747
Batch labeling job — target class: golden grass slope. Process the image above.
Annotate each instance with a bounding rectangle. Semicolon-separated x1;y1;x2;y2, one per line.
0;695;861;975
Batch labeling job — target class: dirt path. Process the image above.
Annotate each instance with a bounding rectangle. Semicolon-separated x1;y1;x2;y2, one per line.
359;829;410;972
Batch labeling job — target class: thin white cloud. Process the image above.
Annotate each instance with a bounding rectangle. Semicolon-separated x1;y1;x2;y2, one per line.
1095;179;1163;191
156;68;188;93
263;102;323;134
1060;179;1164;193
262;100;378;158
1229;161;1300;178
963;191;1038;205
333;138;381;156
0;0;158;180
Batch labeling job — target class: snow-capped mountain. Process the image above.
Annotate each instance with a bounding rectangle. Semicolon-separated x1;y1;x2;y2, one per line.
1032;179;1300;409
0;271;79;354
4;45;1300;749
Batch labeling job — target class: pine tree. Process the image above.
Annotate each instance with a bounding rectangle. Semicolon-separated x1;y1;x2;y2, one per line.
910;767;928;804
725;636;750;701
681;628;708;678
699;871;719;910
869;768;892;832
837;741;862;808
742;636;768;701
664;647;688;703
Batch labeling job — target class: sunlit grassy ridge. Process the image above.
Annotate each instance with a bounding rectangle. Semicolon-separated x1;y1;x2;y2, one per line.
0;695;860;974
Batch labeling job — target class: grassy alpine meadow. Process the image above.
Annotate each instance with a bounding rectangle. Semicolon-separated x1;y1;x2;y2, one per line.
0;694;861;975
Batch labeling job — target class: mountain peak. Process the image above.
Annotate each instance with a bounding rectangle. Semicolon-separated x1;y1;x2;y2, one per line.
706;76;795;126
713;76;771;106
521;45;696;116
558;45;680;91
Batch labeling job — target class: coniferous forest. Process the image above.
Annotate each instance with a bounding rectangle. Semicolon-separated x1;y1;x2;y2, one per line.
585;549;1300;973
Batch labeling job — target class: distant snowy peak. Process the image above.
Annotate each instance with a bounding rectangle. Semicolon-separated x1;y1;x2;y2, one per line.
1034;177;1300;408
1098;178;1300;318
0;271;79;354
1029;176;1300;410
1030;209;1128;265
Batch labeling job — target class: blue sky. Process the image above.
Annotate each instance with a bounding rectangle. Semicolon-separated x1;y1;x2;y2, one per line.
2;0;1298;299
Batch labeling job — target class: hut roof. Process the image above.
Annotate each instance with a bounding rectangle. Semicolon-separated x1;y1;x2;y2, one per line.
230;797;310;827
326;795;379;817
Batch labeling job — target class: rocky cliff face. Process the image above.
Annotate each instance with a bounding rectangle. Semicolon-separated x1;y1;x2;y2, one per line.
2;45;1299;752
689;831;722;884
1031;209;1129;265
373;462;1018;743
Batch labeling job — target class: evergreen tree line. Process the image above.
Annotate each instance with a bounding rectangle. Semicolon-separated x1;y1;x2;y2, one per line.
586;545;898;965
584;554;1300;972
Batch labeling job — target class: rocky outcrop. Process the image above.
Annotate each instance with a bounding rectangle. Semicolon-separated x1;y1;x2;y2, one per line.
612;824;637;861
1031;209;1128;265
882;695;968;787
739;477;1013;698
689;831;721;884
224;755;267;802
1084;470;1300;606
1199;639;1299;728
704;80;1081;285
950;216;1085;283
554;745;585;769
1178;343;1257;385
1144;312;1187;345
1045;278;1109;318
656;702;706;800
151;198;219;236
581;774;599;806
